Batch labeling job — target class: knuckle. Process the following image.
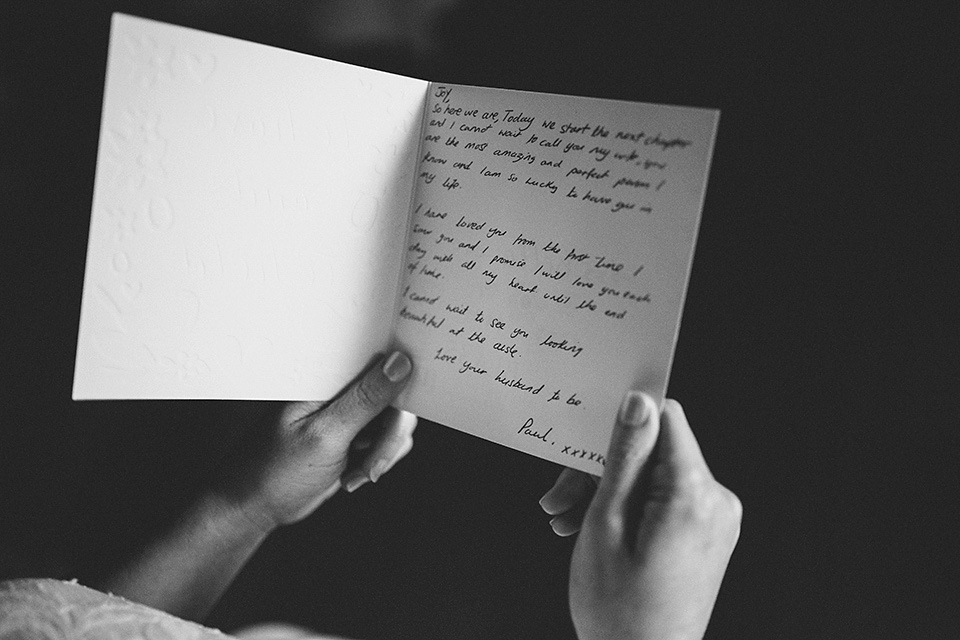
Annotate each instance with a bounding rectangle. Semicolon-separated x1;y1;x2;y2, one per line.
599;517;624;544
719;487;744;542
667;476;738;533
662;398;685;417
584;501;624;541
353;377;385;410
723;487;744;523
601;510;622;533
663;397;682;411
676;465;712;492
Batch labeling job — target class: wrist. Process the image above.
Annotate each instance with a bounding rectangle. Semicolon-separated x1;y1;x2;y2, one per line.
195;492;279;542
97;492;275;621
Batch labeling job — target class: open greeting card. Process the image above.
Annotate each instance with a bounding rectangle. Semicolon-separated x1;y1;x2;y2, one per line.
74;14;719;474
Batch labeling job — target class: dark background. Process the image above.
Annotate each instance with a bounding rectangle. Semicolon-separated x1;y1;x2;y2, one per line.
1;1;956;638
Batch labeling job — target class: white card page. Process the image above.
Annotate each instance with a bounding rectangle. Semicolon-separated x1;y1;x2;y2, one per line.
74;14;427;400
393;84;717;472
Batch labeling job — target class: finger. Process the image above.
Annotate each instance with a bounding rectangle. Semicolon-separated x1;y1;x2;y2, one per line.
539;468;599;516
593;391;660;515
313;351;413;446
656;399;713;485
366;409;417;481
549;497;591;537
342;408;417;492
343;437;413;493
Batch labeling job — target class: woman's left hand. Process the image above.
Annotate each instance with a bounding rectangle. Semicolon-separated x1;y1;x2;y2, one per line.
221;350;417;531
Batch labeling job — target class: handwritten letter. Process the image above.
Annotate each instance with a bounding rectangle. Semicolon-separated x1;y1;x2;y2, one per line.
394;84;718;474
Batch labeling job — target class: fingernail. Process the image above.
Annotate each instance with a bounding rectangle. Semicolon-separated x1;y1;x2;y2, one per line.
369;458;389;483
382;351;412;382
539;489;559;514
619;390;651;426
344;474;370;493
549;515;561;533
549;515;575;537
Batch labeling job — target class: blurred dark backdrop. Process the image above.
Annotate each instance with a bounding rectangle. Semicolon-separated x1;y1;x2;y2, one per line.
1;1;956;638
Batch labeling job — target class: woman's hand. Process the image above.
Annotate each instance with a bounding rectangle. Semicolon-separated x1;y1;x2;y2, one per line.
99;351;416;622
223;350;417;531
543;393;742;640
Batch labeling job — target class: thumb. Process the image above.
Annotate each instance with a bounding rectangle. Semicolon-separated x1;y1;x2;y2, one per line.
655;399;713;485
593;391;660;516
313;351;413;446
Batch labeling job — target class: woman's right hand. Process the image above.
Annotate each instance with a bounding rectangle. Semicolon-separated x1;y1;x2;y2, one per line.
548;393;742;640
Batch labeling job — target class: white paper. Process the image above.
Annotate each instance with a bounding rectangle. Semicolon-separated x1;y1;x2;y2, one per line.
73;14;427;399
393;84;717;473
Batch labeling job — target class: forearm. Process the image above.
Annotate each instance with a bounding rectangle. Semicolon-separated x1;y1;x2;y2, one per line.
98;493;273;622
